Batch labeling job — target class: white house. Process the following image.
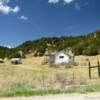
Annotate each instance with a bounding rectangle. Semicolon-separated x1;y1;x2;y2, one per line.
54;51;74;64
44;51;74;65
0;58;4;63
11;58;22;64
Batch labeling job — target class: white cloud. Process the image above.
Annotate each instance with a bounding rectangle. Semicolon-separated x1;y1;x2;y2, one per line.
12;6;20;13
48;0;74;4
48;0;88;10
0;0;20;14
63;0;74;4
0;44;12;48
0;0;10;5
48;0;59;4
20;15;28;20
74;3;80;10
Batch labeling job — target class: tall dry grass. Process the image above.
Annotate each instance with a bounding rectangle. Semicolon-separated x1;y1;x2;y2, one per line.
0;55;100;91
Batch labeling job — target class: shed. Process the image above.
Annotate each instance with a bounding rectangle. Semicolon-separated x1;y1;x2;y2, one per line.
11;58;22;64
44;51;74;65
0;58;4;63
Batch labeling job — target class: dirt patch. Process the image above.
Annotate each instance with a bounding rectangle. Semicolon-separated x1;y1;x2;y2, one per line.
0;93;100;100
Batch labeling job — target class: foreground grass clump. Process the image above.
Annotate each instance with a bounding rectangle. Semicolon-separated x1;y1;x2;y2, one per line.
0;85;100;97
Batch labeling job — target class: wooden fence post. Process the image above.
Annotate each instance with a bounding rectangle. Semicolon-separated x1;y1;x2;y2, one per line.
88;61;91;79
98;61;100;77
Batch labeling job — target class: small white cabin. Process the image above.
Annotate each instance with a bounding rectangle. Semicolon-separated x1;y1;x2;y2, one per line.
54;51;74;64
44;51;74;65
11;58;22;64
0;58;4;63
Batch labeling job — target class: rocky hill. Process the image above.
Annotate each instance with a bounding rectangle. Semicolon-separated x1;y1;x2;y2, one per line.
0;30;100;59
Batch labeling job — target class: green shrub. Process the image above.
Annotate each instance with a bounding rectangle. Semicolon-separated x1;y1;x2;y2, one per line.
8;52;22;59
82;45;99;56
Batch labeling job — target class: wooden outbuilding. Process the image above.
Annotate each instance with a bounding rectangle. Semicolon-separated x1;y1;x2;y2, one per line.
11;58;22;64
0;58;4;63
43;51;74;65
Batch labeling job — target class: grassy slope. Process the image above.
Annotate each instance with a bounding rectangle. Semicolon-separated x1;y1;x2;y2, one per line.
0;55;100;96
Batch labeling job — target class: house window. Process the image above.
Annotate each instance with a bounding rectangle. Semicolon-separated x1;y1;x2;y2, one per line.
59;56;64;59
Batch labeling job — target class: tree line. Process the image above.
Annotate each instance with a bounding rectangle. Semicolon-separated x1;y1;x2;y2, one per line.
0;30;100;59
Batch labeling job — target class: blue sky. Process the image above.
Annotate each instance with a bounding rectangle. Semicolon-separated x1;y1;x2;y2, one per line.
0;0;100;47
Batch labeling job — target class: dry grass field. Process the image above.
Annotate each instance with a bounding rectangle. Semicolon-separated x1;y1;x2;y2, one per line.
0;55;100;91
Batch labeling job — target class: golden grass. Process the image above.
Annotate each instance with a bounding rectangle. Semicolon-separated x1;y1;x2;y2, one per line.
0;55;100;90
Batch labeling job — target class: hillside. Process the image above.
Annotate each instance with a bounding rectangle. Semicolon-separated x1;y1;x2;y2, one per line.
16;30;100;57
0;46;10;59
0;30;100;58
